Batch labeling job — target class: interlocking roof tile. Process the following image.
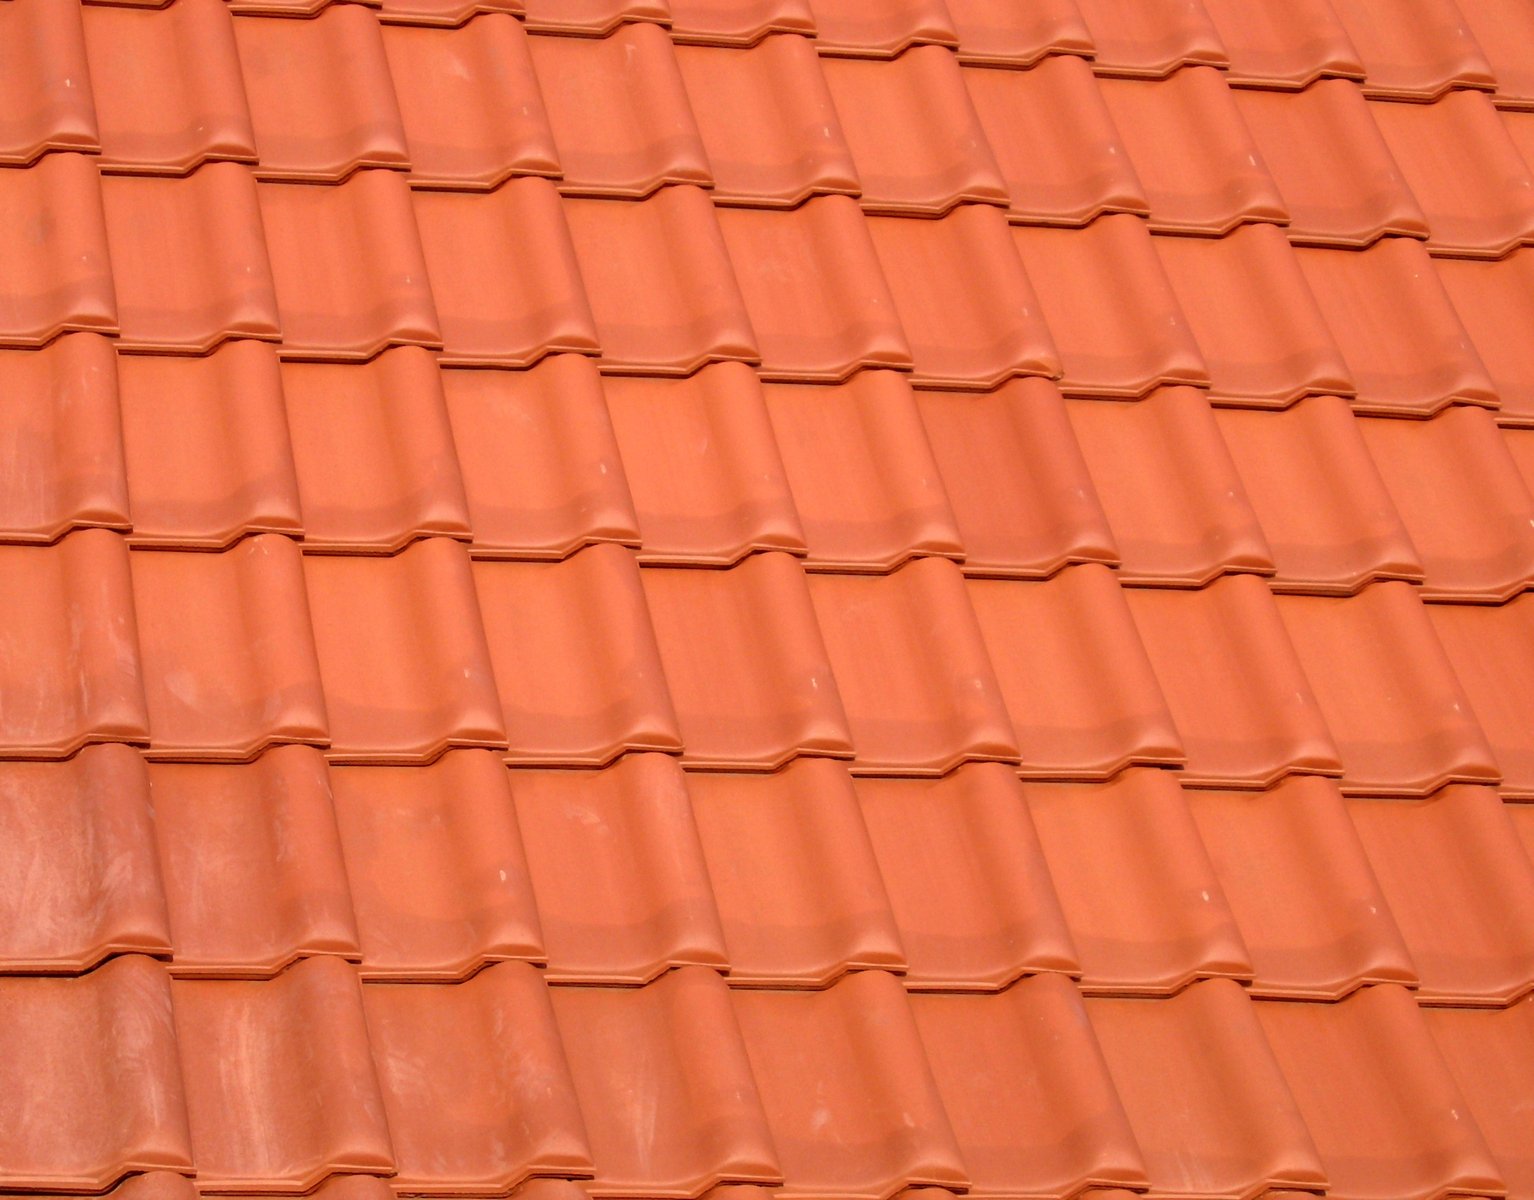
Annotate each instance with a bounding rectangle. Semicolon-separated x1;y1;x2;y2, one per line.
1065;388;1272;586
1329;0;1495;102
943;0;1092;68
806;0;958;59
668;0;816;45
521;0;667;36
511;754;727;982
0;334;129;544
1070;0;1228;79
1200;0;1364;89
1430;596;1534;798
1434;249;1534;425
1426;1000;1534;1196
763;371;961;571
1462;0;1534;110
378;0;524;26
0;0;98;166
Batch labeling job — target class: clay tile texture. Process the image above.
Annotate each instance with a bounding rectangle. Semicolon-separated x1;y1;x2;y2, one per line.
10;4;1534;1197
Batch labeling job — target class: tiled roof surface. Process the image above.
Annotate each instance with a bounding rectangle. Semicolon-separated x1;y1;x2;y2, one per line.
7;1;1534;1197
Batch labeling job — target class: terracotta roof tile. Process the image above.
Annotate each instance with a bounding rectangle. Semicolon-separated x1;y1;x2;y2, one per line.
1200;0;1364;89
1184;776;1418;1000
329;751;545;980
1462;0;1534;110
80;0;254;175
1064;388;1272;587
0;745;171;973
943;0;1093;68
0;956;192;1190
1275;583;1500;795
473;546;682;764
1027;770;1251;995
303;538;503;763
1009;216;1207;397
806;0;959;59
0;0;98;166
967;566;1185;779
1087;979;1325;1198
763;372;961;571
521;0;668;36
962;55;1148;227
373;0;524;25
223;0;366;14
669;0;816;45
731;971;970;1198
1429;596;1534;798
1330;0;1495;101
1071;0;1228;79
1426;1000;1534;1196
855;763;1079;989
644;552;850;769
1254;984;1503;1198
1213;398;1423;595
0;335;129;544
1501;107;1534;178
511;754;727;982
1435;250;1534;426
359;963;593;1192
689;760;906;986
807;559;1016;775
116;342;303;548
865;205;1061;389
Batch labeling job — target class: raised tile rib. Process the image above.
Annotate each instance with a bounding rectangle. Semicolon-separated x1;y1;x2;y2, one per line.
1426;1001;1534;1198
0;0;99;164
1201;0;1364;89
149;748;361;979
669;0;817;46
331;751;545;980
690;760;907;987
944;0;1093;68
1072;0;1228;78
1462;0;1534;110
512;754;728;983
1436;250;1534;426
552;968;783;1195
0;335;129;544
1331;0;1495;101
377;0;524;27
0;745;172;973
522;0;669;36
0;956;193;1191
807;0;959;59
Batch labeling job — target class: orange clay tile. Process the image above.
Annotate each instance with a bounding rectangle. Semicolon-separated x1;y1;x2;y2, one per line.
1435;250;1534;425
1233;79;1428;248
0;531;148;758
33;1175;199;1200
1064;388;1273;587
360;963;594;1192
148;748;360;977
1293;239;1497;417
1426;1001;1534;1197
522;0;669;36
605;365;805;566
0;153;116;347
1087;979;1325;1198
259;170;441;360
79;0;255;174
1348;786;1534;1006
379;15;560;190
914;379;1118;578
412;178;599;367
1009;216;1207;398
1330;0;1495;101
172;957;393;1192
1153;224;1354;405
1275;583;1500;796
674;35;859;207
1371;90;1534;258
0;956;192;1191
1357;407;1534;602
806;0;958;58
763;372;962;571
225;0;375;13
717;197;912;381
1185;777;1418;1000
642;552;852;769
855;763;1080;989
807;558;1018;774
303;538;505;763
474;546;683;764
1126;576;1342;788
1071;0;1228;78
865;205;1061;389
1212;398;1424;595
731;970;969;1198
1200;0;1364;89
669;0;816;44
967;565;1184;780
441;357;640;560
1254;985;1504;1199
282;351;474;554
329;752;545;979
116;342;304;548
1097;68;1288;235
819;48;1006;216
910;974;1148;1197
688;760;907;986
0;0;98;164
563;188;759;374
1463;0;1534;110
943;0;1093;68
963;55;1149;227
376;0;523;25
232;7;409;183
1503;108;1534;177
0;745;171;972
0;335;128;544
527;24;711;198
551;969;783;1195
510;754;728;982
1428;596;1534;797
1027;770;1252;994
131;537;328;762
